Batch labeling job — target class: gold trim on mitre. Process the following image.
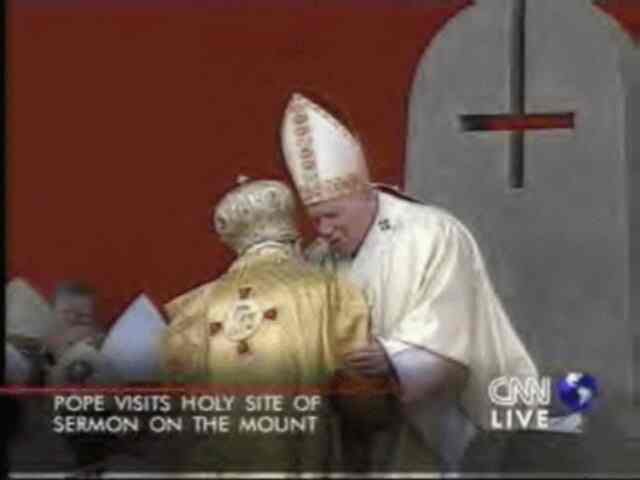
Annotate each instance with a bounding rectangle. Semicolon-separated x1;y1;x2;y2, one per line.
280;93;370;205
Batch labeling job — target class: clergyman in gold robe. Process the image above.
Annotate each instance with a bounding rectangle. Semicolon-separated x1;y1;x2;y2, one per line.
162;178;370;472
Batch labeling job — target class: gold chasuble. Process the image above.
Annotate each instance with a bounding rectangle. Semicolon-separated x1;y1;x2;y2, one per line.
165;242;368;386
164;241;369;472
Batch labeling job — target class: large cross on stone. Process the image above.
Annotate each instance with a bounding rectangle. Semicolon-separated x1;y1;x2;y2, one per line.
405;0;640;472
459;0;574;189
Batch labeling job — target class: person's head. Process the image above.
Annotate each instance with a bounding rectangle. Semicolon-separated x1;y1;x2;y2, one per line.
52;281;97;328
213;177;300;255
280;93;375;256
307;188;377;257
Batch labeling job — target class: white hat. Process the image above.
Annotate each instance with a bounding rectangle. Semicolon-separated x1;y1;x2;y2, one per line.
6;277;60;341
280;93;370;205
101;294;167;383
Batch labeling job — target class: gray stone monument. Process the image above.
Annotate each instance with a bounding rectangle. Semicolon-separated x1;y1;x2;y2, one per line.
406;0;640;473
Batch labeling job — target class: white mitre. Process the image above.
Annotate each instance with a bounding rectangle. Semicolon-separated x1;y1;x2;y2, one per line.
6;277;60;340
280;93;370;205
101;294;167;383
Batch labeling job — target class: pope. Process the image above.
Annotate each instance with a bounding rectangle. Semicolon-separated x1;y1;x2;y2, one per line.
280;92;539;472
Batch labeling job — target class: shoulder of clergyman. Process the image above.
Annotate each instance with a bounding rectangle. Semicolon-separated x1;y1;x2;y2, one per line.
377;192;445;238
254;254;335;303
375;194;474;271
412;203;482;257
165;281;220;329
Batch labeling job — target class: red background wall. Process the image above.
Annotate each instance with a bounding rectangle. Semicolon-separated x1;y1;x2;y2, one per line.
7;0;640;326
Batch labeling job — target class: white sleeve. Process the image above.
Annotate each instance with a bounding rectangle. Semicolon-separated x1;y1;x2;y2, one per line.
378;337;478;469
377;337;445;404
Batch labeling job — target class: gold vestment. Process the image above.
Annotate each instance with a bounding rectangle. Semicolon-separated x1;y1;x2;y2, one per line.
163;242;370;472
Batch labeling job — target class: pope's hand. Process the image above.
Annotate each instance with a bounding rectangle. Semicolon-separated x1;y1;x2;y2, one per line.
342;340;393;378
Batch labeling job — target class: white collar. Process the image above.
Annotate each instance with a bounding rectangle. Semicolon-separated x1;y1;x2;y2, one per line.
242;240;295;256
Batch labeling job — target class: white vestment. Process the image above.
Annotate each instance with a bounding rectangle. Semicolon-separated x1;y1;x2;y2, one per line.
308;190;538;469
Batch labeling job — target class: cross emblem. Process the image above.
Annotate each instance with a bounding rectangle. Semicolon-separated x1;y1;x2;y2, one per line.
378;219;392;231
208;289;280;357
459;0;575;189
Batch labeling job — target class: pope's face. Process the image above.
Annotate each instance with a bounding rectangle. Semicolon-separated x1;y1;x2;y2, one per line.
307;191;377;257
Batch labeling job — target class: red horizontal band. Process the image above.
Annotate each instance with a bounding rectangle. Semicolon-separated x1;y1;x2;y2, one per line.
461;113;574;132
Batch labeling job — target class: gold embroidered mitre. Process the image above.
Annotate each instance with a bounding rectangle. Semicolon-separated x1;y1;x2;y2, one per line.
213;179;300;255
280;93;370;205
